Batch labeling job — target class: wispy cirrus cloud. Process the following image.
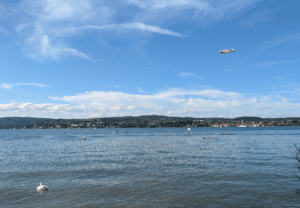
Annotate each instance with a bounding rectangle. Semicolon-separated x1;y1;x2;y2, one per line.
180;72;204;79
127;0;260;26
25;34;91;60
0;83;45;90
2;0;262;61
259;33;300;52
69;22;182;37
256;62;280;66
137;87;145;93
9;0;182;61
241;10;275;27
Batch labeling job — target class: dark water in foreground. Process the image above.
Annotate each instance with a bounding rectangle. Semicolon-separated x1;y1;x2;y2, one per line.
1;127;300;207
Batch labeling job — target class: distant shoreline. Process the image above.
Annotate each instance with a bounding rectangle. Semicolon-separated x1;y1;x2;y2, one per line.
1;116;300;129
2;126;299;130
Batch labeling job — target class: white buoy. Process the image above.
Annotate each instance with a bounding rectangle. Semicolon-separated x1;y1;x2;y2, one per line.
37;182;48;191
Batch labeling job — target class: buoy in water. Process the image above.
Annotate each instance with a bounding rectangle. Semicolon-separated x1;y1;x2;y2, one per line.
37;182;48;191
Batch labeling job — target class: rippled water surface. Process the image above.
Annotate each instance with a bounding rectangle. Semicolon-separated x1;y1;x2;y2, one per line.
1;127;300;207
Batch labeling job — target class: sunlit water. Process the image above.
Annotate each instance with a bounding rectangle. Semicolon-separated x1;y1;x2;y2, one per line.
1;127;300;207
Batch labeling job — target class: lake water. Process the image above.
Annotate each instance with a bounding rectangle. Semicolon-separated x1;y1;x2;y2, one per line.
1;127;300;207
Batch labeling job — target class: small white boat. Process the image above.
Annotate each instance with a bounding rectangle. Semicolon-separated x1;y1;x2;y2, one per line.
13;127;15;130
37;182;48;191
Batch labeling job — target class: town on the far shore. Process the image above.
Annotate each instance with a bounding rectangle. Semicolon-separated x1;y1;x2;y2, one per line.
2;115;300;129
44;118;300;129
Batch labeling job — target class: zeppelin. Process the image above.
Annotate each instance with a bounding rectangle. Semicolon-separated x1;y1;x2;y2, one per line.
219;49;235;54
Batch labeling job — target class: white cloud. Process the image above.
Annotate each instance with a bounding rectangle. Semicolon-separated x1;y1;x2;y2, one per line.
25;32;91;61
167;109;188;115
0;102;93;115
180;72;204;79
154;107;163;110
4;0;261;61
15;23;29;33
0;83;45;89
259;33;300;52
0;88;280;117
0;83;12;89
11;0;112;60
127;0;260;26
59;22;182;38
11;0;182;60
126;105;140;110
63;48;91;59
121;22;181;36
256;62;280;66
137;87;145;93
241;10;275;27
109;105;122;111
73;23;181;36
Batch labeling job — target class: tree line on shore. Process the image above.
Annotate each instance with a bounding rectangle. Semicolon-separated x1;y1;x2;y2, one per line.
1;116;300;129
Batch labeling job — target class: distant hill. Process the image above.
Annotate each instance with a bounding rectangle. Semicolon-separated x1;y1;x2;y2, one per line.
96;115;195;121
0;115;296;129
0;117;53;129
0;115;198;129
233;117;262;122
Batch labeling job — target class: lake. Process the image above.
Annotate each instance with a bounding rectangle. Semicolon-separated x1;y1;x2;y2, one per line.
1;127;300;207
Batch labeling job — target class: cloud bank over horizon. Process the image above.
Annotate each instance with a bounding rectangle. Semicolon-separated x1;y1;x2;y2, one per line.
1;88;300;118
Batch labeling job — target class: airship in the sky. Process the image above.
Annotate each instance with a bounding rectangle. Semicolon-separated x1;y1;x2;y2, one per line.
219;49;235;54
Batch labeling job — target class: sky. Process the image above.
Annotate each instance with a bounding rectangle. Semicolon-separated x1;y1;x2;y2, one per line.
1;0;300;119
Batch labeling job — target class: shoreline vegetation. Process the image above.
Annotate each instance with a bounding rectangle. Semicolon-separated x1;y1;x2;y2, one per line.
1;115;300;129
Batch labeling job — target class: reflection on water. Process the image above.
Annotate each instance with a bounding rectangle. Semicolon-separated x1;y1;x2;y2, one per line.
1;127;300;207
37;189;48;194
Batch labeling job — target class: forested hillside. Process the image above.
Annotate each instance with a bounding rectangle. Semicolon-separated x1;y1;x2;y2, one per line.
0;117;53;129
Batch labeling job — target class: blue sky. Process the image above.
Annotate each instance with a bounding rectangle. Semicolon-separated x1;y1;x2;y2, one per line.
1;0;300;118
